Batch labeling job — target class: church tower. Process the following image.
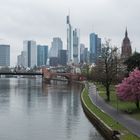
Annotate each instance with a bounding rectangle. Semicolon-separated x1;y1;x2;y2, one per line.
121;28;132;59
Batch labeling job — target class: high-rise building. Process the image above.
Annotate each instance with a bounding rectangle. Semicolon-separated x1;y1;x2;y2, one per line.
121;29;132;59
49;37;63;66
80;43;85;63
80;44;89;64
58;50;67;66
17;51;26;66
66;15;73;64
0;45;10;66
49;37;63;58
84;48;90;63
23;40;37;67
73;29;80;64
17;55;22;66
90;33;101;64
37;45;48;66
49;57;58;66
66;15;80;65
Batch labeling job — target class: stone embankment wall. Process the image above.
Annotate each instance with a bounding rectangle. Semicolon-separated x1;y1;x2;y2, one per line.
80;89;120;140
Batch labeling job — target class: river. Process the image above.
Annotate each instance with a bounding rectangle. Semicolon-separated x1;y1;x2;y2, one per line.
0;78;104;140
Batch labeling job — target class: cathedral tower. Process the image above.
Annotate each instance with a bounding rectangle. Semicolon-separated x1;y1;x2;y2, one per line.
121;28;132;59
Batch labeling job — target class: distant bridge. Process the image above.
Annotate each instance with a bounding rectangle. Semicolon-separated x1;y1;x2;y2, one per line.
42;68;84;83
0;70;85;83
0;72;43;76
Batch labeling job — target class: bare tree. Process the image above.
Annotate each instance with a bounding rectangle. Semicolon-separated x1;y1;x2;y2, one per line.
93;40;118;101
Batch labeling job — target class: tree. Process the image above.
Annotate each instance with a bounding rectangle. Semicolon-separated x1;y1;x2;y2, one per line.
81;64;90;80
124;52;140;73
93;40;118;101
116;68;140;109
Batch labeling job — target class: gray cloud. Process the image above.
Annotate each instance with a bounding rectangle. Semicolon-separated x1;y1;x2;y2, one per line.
0;0;140;65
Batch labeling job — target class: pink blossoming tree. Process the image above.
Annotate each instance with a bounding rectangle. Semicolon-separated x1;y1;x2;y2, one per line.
116;68;140;109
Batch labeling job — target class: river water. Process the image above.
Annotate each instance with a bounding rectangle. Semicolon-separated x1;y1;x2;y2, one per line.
0;78;104;140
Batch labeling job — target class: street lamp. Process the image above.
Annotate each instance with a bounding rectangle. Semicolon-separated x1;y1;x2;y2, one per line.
96;87;98;104
116;95;119;132
116;95;119;113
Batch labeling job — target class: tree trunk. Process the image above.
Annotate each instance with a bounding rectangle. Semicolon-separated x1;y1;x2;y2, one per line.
106;84;110;101
135;99;139;109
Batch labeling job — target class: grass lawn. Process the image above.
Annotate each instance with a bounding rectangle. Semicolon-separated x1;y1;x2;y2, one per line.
82;88;140;140
95;84;140;121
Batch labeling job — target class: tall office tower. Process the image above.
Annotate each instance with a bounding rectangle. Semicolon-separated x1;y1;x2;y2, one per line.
37;45;48;66
17;55;22;66
17;51;26;66
49;37;63;57
73;28;80;64
23;40;37;68
84;48;89;63
80;43;85;63
90;33;101;64
0;45;10;66
58;50;67;66
49;57;58;66
49;37;63;66
121;29;132;59
66;15;73;64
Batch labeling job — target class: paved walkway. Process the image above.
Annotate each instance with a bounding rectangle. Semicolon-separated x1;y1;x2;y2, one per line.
87;83;140;138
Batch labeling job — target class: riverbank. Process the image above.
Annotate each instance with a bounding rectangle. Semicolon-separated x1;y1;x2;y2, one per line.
96;84;140;120
81;85;140;140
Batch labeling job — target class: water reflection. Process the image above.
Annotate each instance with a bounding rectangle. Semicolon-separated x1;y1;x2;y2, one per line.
0;78;104;140
0;78;10;114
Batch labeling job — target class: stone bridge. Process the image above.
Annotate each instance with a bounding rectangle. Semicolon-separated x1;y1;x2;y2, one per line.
42;68;83;83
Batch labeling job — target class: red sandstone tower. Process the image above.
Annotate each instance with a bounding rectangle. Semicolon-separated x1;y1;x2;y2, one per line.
121;28;132;59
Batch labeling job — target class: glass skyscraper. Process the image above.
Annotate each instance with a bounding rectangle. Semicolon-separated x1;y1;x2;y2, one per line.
0;45;10;66
67;15;73;64
58;50;67;66
37;45;48;66
66;15;80;65
90;33;101;64
73;29;80;64
23;40;37;68
49;37;63;58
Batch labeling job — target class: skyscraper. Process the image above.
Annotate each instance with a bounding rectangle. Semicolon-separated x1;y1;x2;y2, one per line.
67;15;73;64
17;51;26;66
37;45;48;66
58;50;67;66
66;15;80;65
73;28;80;64
121;29;132;59
90;33;101;64
80;43;85;63
49;37;63;58
84;48;90;63
0;45;10;66
49;37;63;66
23;40;37;68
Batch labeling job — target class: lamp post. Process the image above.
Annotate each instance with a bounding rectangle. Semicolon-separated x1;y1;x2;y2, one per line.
116;95;119;113
96;87;98;104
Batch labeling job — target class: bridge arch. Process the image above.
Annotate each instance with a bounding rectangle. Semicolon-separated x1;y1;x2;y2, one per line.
42;68;80;83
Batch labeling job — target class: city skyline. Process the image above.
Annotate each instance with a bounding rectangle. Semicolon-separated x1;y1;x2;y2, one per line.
0;0;140;65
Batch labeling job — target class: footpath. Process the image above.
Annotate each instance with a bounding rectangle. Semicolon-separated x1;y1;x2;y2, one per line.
88;83;140;138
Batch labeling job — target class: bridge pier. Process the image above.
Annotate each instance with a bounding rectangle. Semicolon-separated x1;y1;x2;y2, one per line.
44;78;51;84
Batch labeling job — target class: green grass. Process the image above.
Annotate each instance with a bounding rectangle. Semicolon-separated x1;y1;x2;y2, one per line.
95;84;140;120
82;88;140;140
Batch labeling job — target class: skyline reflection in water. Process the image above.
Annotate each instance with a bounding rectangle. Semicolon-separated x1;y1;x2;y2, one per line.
0;78;104;140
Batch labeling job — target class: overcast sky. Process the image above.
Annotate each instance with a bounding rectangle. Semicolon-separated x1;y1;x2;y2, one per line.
0;0;140;66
